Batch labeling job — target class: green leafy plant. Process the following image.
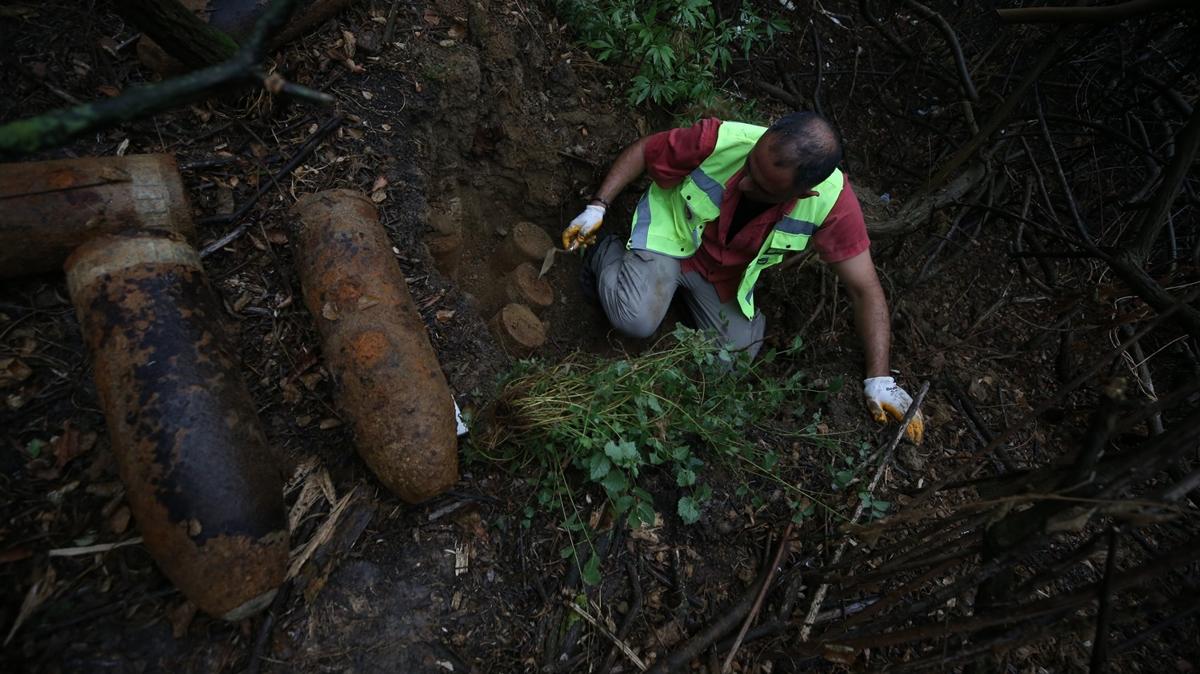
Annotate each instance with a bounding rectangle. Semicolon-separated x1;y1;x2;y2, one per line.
550;0;789;109
473;325;828;582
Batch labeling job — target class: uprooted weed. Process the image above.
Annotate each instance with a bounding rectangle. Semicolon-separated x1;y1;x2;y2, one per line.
471;325;870;583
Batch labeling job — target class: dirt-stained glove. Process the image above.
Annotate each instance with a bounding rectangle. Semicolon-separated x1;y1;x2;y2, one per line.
562;204;605;251
863;376;925;444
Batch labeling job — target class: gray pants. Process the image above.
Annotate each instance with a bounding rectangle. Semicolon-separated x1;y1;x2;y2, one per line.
588;237;765;358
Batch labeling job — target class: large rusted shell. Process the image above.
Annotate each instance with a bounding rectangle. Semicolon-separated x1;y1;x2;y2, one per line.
0;154;194;279
64;230;287;621
291;189;458;503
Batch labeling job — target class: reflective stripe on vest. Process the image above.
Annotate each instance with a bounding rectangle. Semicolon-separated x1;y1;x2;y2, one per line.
628;121;845;319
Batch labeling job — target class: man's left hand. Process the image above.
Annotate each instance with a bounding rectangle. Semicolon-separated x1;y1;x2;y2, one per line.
863;376;924;444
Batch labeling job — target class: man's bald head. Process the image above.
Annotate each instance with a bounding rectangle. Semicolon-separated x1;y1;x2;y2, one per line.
762;112;842;192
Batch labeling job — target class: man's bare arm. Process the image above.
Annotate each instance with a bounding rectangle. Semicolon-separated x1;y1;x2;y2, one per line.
828;249;890;378
592;136;648;206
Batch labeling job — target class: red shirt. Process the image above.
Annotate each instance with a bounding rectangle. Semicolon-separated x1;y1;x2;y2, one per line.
642;118;870;302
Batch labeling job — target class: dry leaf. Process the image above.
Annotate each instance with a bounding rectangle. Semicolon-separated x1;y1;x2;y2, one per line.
169;601;197;639
438;39;455;48
4;566;56;646
321;301;339;321
436;309;456;322
0;358;32;388
371;190;387;203
51;422;89;469
319;418;342;430
371;175;389;192
108;506;131;535
299;372;323;391
266;228;288;245
341;30;357;58
447;23;467;40
538;248;556;278
361;90;374;100
96;84;120;97
422;8;441;24
115;138;130;157
356;295;381;310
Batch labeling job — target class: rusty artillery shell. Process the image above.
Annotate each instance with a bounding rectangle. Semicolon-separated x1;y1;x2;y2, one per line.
0;154;194;279
292;189;458;503
65;229;287;621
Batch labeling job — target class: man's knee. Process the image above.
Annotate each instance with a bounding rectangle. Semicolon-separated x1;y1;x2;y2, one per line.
720;315;765;360
604;303;663;339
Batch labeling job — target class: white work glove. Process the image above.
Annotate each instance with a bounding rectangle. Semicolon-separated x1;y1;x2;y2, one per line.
562;204;605;251
863;376;925;444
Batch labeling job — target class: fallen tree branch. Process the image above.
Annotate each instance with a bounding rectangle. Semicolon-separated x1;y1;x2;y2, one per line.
0;0;332;157
996;0;1187;24
900;0;978;102
1128;105;1200;264
722;522;794;672
114;0;239;68
921;31;1067;194
800;381;931;641
646;557;779;674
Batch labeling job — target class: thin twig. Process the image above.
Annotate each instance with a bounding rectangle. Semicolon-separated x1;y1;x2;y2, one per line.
799;382;930;641
48;537;143;557
567;600;647;671
721;521;794;672
1090;527;1120;674
199;114;342;257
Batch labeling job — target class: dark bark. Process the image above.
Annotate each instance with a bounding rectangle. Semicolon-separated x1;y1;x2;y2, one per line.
114;0;240;69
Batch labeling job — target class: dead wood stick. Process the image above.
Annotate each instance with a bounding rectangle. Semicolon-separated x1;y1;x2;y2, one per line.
828;536;1200;651
997;0;1186;24
48;537;143;557
921;32;1066;194
900;0;978;102
645;565;774;674
567;600;647;671
1129;105;1200;264
1089;527;1120;674
199;114;342;257
382;0;402;45
856;0;914;57
243;579;292;674
751;80;802;108
600;559;645;674
1034;87;1102;253
0;0;330;157
908;286;1200;511
721;522;794;673
800;381;930;642
808;19;826;118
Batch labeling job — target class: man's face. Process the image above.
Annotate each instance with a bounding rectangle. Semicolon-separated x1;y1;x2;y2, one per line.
736;137;803;204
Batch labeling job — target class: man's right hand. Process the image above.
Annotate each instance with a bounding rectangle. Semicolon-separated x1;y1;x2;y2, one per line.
562;204;605;251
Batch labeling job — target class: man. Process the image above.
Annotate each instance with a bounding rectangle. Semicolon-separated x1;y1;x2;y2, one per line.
561;113;924;443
